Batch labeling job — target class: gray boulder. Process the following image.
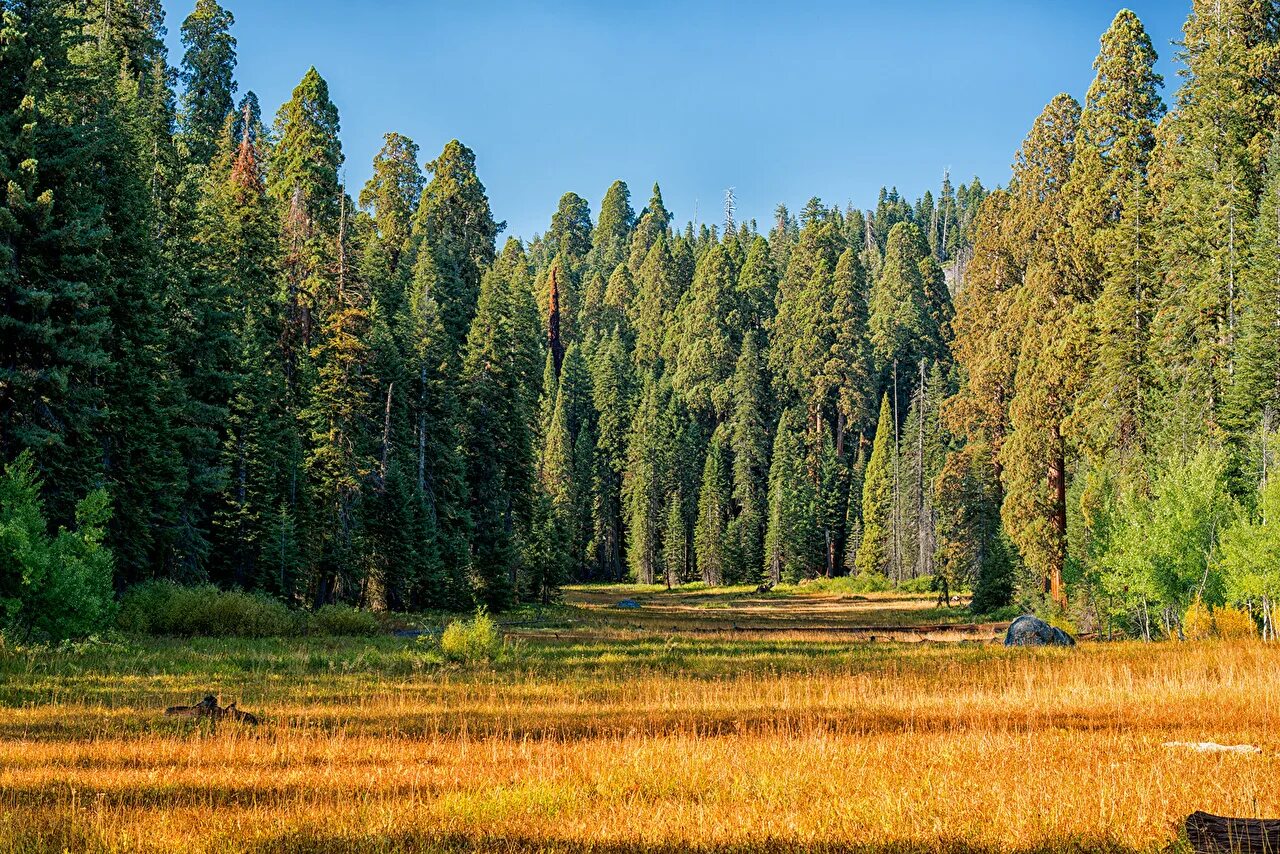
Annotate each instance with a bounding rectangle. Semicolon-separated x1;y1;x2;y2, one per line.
1004;614;1075;647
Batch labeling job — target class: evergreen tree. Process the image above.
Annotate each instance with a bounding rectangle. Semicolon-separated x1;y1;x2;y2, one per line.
624;374;666;584
360;132;424;280
999;94;1085;610
461;240;540;610
591;179;634;276
726;331;770;583
1068;10;1164;464
413;139;499;347
589;330;634;580
857;395;895;578
694;425;731;585
764;409;815;583
177;0;237;165
1149;0;1279;442
673;242;739;419
0;1;111;523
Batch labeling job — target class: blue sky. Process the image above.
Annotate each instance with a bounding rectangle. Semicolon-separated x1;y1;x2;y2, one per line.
159;1;1188;242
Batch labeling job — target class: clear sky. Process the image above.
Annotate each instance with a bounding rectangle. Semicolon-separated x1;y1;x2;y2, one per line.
159;0;1188;242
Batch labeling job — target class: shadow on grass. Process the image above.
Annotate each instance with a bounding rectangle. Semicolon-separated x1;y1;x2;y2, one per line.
242;830;1171;854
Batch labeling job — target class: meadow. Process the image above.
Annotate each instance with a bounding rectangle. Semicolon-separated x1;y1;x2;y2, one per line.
1;586;1276;853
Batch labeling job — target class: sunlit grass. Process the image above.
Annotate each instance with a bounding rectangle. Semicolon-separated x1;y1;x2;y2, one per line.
2;626;1276;852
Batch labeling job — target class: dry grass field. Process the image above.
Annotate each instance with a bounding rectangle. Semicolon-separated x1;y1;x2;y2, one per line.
2;586;1277;853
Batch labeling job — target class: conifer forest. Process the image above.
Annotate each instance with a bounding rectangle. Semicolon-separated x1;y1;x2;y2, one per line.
4;0;1280;646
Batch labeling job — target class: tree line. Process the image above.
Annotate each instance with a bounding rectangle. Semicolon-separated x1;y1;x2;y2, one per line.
2;0;1280;639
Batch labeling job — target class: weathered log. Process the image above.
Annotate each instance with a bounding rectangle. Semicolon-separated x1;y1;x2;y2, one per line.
1186;810;1280;853
164;694;260;725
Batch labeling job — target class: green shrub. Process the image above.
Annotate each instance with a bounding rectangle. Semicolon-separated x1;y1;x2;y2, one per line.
898;575;937;594
311;604;379;637
118;581;297;637
0;451;115;642
439;610;502;664
118;582;393;638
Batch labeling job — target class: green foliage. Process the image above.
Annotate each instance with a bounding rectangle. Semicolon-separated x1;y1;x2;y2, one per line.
117;581;382;637
0;453;115;642
1217;468;1280;614
311;604;380;637
1094;446;1235;635
439;610;502;664
764;409;816;583
117;581;296;638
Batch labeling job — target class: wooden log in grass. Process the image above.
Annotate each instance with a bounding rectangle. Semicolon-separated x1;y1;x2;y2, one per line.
1187;811;1280;853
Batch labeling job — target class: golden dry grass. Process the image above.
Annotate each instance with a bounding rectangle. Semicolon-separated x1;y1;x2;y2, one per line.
1;595;1277;852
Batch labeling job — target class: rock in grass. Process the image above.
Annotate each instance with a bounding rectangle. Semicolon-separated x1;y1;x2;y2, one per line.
615;599;641;609
1004;615;1075;647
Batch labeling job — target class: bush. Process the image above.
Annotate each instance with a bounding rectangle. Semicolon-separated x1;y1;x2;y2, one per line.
0;452;115;642
118;581;297;637
311;604;380;637
1183;599;1214;641
1213;605;1258;640
439;610;502;664
899;575;938;594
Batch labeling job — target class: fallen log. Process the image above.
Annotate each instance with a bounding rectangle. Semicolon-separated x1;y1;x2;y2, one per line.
1186;810;1280;853
165;694;260;726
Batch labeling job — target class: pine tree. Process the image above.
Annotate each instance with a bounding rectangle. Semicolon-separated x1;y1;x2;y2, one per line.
673;242;739;419
546;191;593;269
857;395;895;578
399;249;471;609
726;331;770;582
0;1;110;524
764;408;815;583
632;237;678;370
413;139;499;347
1067;10;1164;464
1230;138;1280;449
462;240;540;610
589;330;634;580
1149;0;1279;442
624;373;666;584
177;0;237;165
303;193;375;605
694;424;732;585
999;94;1085;609
360;132;424;281
541;343;595;580
591;179;634;276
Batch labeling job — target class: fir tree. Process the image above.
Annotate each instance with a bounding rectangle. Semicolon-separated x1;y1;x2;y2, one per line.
726;331;770;582
764;409;815;583
177;0;237;165
694;424;731;585
857;394;895;578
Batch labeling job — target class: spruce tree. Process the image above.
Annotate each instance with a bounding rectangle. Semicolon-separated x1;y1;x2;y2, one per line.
177;0;237;165
726;331;770;582
461;240;540;610
0;1;110;524
413;139;499;347
857;394;895;578
1068;10;1164;464
694;425;731;585
763;409;815;583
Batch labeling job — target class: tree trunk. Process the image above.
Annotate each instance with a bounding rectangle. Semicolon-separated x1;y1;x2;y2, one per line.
1047;425;1067;608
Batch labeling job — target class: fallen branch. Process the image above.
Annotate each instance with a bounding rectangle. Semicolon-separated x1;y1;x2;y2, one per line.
165;694;260;726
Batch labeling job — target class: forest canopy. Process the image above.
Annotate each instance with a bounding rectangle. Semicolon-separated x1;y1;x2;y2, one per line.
2;0;1280;641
